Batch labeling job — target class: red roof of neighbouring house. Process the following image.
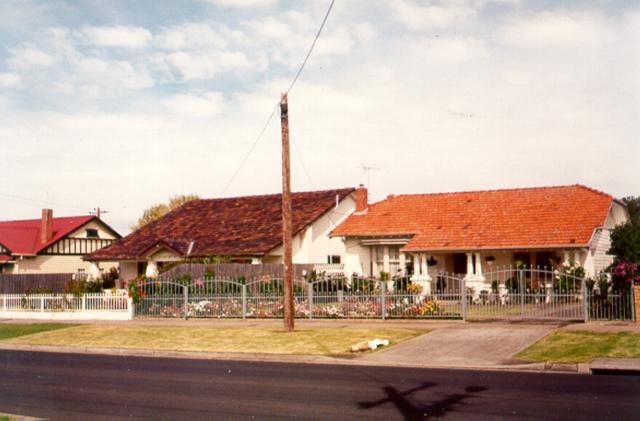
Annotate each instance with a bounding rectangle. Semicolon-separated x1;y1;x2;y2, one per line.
0;215;97;255
331;185;616;251
86;188;356;261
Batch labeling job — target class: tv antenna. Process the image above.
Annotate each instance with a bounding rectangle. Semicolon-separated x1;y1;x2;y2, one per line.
359;163;381;191
90;207;109;219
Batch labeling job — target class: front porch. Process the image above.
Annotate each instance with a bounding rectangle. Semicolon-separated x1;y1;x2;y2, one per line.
364;244;590;295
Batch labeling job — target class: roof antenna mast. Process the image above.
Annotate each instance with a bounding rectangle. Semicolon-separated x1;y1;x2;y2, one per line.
359;163;381;193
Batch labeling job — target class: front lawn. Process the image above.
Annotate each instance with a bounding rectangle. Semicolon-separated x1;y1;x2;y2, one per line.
5;325;425;356
0;323;77;340
517;330;640;363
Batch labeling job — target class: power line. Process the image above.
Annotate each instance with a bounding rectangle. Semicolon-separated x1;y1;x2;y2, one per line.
0;192;90;213
219;0;336;196
291;138;316;190
219;104;278;196
285;0;336;96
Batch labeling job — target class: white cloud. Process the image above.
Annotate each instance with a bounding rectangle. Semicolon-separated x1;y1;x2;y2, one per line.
497;11;615;48
0;72;21;88
243;17;292;40
411;36;489;63
201;0;279;9
78;26;152;48
155;23;227;50
8;47;55;68
390;0;476;29
164;50;251;80
76;57;154;89
163;92;225;117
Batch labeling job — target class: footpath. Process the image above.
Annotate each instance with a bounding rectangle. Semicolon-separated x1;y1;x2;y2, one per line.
1;318;639;374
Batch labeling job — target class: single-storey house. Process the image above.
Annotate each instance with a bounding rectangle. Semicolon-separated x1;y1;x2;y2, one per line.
86;188;357;281
0;209;121;275
331;184;628;291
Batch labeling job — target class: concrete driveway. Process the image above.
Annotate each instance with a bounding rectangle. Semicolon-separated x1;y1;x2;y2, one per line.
360;322;559;368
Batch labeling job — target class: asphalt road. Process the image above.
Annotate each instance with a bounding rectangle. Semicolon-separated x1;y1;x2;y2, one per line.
0;351;639;420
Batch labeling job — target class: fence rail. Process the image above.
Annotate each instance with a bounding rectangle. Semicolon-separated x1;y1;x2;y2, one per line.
0;291;131;320
133;269;636;322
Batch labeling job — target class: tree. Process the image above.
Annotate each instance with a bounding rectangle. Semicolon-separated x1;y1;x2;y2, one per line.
608;222;640;264
622;196;640;225
131;194;200;230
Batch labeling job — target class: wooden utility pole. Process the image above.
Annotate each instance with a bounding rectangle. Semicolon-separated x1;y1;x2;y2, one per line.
280;93;295;332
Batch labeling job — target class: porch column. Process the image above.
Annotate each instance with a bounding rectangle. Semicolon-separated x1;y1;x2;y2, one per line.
563;250;570;265
466;253;474;278
421;253;429;280
399;253;406;276
371;246;380;278
474;253;483;277
412;253;420;277
383;246;390;274
145;260;159;278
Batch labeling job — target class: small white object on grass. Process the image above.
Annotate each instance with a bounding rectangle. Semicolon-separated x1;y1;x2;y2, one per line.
351;338;390;352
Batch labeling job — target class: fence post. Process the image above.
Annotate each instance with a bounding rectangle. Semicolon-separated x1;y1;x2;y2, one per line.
128;296;134;320
2;294;5;311
582;278;589;322
632;284;638;323
308;284;313;319
242;284;247;320
519;269;524;317
183;286;188;320
82;294;87;311
381;280;386;320
40;295;45;312
461;278;467;321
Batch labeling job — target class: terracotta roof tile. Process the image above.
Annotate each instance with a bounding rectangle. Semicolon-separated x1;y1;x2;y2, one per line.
87;188;355;261
331;184;613;251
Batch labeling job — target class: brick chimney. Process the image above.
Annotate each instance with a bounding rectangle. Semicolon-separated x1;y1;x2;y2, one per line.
41;209;53;244
355;184;368;214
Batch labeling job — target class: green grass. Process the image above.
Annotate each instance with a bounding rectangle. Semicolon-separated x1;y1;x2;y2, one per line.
6;325;425;356
0;323;77;340
517;330;640;363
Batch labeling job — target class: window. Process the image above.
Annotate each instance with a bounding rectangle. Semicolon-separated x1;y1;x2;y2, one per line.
327;255;341;264
85;229;99;238
375;246;402;275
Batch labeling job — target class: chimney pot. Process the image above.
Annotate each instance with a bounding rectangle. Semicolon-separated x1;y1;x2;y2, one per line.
41;209;53;244
355;185;368;214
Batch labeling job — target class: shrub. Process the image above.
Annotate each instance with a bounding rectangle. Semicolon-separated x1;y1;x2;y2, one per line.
101;267;119;289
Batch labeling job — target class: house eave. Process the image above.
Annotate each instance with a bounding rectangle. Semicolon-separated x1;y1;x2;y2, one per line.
400;244;590;253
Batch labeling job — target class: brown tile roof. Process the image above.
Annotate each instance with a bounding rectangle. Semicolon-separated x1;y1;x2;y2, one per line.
87;188;355;261
331;185;615;252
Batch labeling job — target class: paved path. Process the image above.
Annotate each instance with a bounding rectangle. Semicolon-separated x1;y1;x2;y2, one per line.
361;323;557;368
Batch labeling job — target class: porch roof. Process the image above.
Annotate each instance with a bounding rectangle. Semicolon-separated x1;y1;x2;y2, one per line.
331;184;614;252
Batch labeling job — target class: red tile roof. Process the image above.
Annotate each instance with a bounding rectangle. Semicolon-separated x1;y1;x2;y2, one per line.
0;215;97;255
331;185;615;251
87;188;356;261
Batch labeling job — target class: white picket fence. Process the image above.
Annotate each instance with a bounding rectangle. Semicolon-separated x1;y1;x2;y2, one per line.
0;291;133;320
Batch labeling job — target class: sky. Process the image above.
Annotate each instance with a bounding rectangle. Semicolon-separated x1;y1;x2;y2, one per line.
0;0;639;235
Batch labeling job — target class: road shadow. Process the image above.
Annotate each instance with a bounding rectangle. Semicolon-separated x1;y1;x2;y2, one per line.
358;383;487;419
